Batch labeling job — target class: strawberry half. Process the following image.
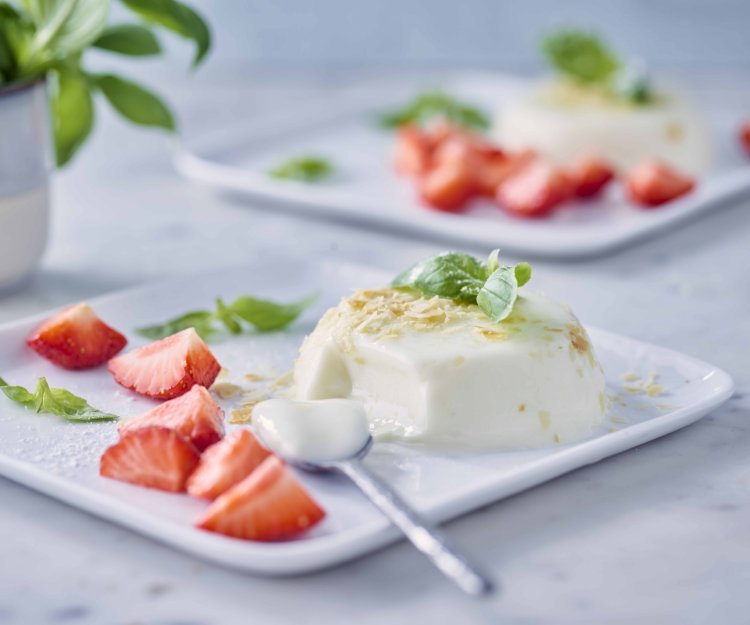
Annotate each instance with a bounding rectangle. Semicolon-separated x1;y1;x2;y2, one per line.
739;119;750;157
496;159;571;218
187;429;271;500
625;160;695;208
119;384;225;451
420;158;476;212
393;125;433;176
108;328;221;400
196;456;325;541
100;426;200;492
475;148;537;197
568;155;615;199
26;303;127;370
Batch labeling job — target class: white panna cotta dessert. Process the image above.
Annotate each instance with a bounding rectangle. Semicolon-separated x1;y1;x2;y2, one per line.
292;284;606;449
493;81;712;176
493;30;712;176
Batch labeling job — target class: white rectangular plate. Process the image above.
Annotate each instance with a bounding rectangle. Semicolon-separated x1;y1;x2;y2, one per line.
0;258;734;574
175;73;750;259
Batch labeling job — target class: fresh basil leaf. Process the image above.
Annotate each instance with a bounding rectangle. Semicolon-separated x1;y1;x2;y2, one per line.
20;0;109;69
50;65;94;166
93;23;161;56
392;252;487;302
92;73;175;130
514;262;532;287
136;310;214;340
0;3;22;81
228;294;317;332
477;266;519;323
0;376;36;406
215;298;242;334
486;249;500;276
269;156;333;183
121;0;210;66
0;376;118;422
379;91;489;132
542;30;620;86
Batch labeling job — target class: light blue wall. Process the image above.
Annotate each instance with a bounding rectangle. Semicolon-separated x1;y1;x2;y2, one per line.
189;0;749;71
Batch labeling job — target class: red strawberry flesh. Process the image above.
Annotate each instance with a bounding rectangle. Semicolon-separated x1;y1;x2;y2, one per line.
27;303;127;369
196;456;325;541
108;328;221;400
118;384;225;451
187;429;271;500
100;426;200;492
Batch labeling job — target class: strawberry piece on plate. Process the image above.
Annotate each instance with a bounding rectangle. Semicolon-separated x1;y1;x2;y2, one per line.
197;455;325;541
100;426;200;492
420;159;476;212
625;160;695;208
739;119;750;157
119;384;225;451
496;159;571;218
108;328;221;400
419;138;478;212
568;155;615;199
475;148;537;197
393;125;433;176
187;429;271;499
26;303;127;370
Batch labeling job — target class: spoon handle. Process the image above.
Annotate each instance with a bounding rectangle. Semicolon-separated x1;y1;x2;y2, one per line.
335;458;494;597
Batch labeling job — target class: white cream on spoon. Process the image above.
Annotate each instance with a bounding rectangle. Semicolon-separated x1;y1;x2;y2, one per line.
253;398;370;464
252;397;494;597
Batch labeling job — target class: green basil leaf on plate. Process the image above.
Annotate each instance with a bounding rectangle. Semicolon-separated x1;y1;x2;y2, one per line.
269;156;333;183
136;310;215;340
214;298;242;334
0;376;118;423
228;294;317;332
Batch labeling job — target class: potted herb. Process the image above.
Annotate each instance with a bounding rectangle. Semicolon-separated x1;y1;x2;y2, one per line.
0;0;210;292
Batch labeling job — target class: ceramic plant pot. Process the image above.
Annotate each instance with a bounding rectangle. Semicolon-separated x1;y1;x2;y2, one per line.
0;79;52;294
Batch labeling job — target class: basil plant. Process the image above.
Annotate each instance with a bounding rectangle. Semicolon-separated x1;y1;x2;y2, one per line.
0;0;210;165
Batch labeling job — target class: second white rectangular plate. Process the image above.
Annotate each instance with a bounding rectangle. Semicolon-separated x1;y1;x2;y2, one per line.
175;73;750;259
0;258;734;574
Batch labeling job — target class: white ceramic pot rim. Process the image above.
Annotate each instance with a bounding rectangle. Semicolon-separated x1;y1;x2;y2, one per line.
0;76;45;97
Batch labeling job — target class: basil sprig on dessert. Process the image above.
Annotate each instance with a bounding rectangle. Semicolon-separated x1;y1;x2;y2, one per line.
392;251;531;322
542;30;652;105
137;293;317;340
269;156;334;182
379;91;489;131
0;377;118;423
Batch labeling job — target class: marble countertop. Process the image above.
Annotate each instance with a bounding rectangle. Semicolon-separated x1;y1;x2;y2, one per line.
0;71;748;625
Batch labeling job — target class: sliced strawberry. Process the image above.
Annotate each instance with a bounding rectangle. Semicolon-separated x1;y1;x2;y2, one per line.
187;429;271;500
393;125;433;176
625;160;695;208
26;303;127;370
496;159;571;218
108;328;221;400
568;155;615;199
419;158;476;212
475;148;537;197
100;426;200;492
119;384;225;451
739;119;750;157
196;456;325;541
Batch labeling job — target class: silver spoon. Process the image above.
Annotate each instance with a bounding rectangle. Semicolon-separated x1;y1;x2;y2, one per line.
291;435;495;597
